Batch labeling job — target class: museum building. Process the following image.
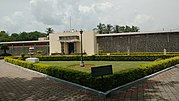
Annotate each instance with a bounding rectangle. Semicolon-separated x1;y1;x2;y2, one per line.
49;30;179;55
1;30;179;56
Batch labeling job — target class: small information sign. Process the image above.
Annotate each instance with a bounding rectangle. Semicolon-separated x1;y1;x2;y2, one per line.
91;65;113;76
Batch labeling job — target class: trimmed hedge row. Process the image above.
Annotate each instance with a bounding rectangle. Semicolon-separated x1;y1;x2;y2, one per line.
99;52;179;56
0;57;4;59
37;55;176;61
4;56;179;92
4;57;96;89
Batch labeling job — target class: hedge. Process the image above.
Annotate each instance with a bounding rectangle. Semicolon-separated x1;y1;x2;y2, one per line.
98;52;179;56
4;56;179;92
0;57;4;59
37;55;176;61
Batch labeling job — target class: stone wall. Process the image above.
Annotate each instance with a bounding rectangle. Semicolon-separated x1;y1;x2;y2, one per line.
0;45;49;56
97;32;179;53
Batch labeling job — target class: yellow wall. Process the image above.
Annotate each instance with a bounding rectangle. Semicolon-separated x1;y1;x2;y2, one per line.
83;32;97;55
49;33;61;54
49;31;97;55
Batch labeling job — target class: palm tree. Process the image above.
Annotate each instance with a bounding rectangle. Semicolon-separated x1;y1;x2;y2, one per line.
113;25;120;33
106;24;113;34
1;44;9;54
131;26;140;32
97;23;106;34
46;27;54;36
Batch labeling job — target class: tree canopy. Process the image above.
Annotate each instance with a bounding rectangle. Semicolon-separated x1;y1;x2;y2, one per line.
46;27;54;36
93;23;140;34
0;44;9;54
0;31;47;42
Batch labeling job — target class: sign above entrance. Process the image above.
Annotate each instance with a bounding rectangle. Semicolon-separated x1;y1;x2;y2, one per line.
59;36;79;41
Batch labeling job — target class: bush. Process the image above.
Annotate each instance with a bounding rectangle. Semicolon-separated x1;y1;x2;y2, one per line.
0;56;4;59
4;56;179;92
51;53;62;55
37;55;176;61
99;52;179;56
0;53;12;56
18;53;26;60
36;50;43;57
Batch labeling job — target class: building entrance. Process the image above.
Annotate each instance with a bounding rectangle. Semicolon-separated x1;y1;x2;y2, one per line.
68;43;74;54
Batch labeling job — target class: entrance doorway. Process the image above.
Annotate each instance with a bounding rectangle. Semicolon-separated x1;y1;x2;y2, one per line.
68;43;74;54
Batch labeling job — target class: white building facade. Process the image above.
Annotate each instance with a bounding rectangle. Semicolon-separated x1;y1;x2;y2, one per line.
49;31;97;55
49;30;179;55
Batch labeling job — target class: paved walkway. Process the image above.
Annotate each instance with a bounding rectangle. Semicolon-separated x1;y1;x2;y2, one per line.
0;60;179;101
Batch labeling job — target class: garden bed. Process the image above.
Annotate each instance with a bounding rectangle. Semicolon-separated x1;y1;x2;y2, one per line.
40;61;150;73
4;56;179;92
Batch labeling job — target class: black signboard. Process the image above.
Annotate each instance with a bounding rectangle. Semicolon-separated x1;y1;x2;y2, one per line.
91;65;113;76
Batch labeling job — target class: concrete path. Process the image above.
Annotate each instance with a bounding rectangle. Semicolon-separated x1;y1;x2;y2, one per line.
0;60;179;101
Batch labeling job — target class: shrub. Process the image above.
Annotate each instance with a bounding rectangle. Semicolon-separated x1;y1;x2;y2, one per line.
36;50;43;57
37;55;176;61
0;53;12;56
0;56;4;59
4;56;179;92
51;53;62;55
18;53;26;60
99;52;179;56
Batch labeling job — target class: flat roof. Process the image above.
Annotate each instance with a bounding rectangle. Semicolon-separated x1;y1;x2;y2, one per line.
0;40;49;45
96;30;179;37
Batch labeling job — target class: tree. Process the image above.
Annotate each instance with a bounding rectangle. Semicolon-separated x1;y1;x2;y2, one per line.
0;31;10;42
0;44;9;54
0;30;47;42
125;25;131;32
11;33;19;41
106;24;113;34
131;26;139;32
94;23;140;34
97;23;104;34
46;28;54;35
113;25;120;33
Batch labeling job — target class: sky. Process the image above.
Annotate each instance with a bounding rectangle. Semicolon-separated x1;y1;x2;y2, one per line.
0;0;179;34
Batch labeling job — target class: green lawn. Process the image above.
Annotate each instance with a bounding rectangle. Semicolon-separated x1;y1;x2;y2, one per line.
39;61;150;73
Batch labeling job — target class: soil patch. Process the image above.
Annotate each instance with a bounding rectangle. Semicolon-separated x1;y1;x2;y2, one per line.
68;64;95;68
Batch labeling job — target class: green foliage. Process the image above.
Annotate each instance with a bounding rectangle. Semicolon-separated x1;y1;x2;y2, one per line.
51;53;62;55
36;50;42;57
98;52;179;56
98;50;104;55
0;30;47;42
37;55;176;61
94;23;139;34
16;31;47;41
0;31;10;42
4;56;179;92
18;53;26;60
46;28;54;36
0;44;9;54
0;53;12;56
0;56;4;59
51;52;87;55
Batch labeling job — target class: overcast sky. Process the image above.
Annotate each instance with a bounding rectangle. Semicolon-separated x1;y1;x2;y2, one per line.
0;0;179;34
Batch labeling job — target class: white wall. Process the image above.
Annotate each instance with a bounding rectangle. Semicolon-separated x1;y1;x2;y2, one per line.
49;31;97;55
83;32;97;55
49;33;61;55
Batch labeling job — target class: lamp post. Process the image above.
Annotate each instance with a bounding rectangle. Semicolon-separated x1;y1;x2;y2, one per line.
80;29;84;67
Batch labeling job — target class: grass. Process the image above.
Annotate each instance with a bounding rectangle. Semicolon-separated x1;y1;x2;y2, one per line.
40;61;150;73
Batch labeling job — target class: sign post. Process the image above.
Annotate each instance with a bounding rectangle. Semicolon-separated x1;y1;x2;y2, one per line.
91;65;113;77
91;65;113;91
